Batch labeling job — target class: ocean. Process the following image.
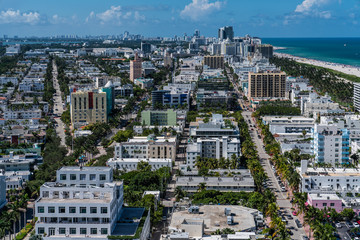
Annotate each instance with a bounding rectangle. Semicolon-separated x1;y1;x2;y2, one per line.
262;38;360;67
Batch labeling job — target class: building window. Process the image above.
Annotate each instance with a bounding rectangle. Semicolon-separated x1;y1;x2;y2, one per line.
323;203;327;207
70;174;76;180
59;228;66;234
37;207;44;213
38;228;45;234
100;174;106;181
101;228;108;235
69;207;76;213
330;203;335;207
101;207;108;214
80;228;87;235
80;207;87;213
90;174;96;181
59;207;65;213
90;207;97;214
70;228;76;235
91;228;97;235
80;174;86;180
60;174;66;180
48;207;55;213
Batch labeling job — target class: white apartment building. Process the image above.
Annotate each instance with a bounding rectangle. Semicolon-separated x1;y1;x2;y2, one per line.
35;167;124;239
107;158;172;172
320;115;360;143
354;82;360;112
184;137;241;171
4;109;42;120
312;124;350;165
0;170;7;209
176;175;255;193
301;93;345;117
19;78;44;92
114;136;177;161
0;77;18;85
297;160;360;197
262;116;315;135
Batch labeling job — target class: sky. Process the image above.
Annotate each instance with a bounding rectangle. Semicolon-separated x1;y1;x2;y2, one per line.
0;0;359;38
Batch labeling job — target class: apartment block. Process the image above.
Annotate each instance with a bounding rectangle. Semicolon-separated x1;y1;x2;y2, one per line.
107;158;172;172
203;56;224;69
34;167;151;240
248;71;286;98
312;124;350;165
141;109;177;126
70;89;107;128
354;82;360;112
114;135;177;161
130;53;142;82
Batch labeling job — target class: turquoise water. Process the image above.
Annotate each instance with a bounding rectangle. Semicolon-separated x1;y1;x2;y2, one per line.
263;38;360;67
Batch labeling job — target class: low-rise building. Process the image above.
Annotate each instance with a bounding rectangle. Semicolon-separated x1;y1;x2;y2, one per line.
114;135;177;161
107;158;172;172
297;160;360;197
35;167;150;240
196;89;232;110
134;78;153;89
141;109;177;126
307;193;343;213
4;109;42;120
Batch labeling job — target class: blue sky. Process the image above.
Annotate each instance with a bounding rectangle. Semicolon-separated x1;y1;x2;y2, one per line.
0;0;359;37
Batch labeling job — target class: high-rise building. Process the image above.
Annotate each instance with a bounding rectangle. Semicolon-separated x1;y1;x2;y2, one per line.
194;29;200;37
203;55;224;69
141;42;151;54
255;44;274;58
101;81;115;116
0;170;6;210
248;71;286;98
70;89;107;128
354;82;360;112
130;53;142;82
218;26;234;41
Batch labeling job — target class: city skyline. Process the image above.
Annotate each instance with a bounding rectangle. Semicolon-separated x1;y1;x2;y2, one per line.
0;0;360;38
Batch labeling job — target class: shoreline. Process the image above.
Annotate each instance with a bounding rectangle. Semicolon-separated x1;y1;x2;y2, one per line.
274;52;360;78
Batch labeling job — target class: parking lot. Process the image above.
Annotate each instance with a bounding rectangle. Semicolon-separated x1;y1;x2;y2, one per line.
336;221;360;240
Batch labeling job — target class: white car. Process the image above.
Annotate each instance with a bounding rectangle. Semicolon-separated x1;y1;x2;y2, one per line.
335;222;342;228
354;222;360;228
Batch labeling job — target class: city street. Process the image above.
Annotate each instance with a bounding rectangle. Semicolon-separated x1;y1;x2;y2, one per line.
52;60;66;148
228;70;307;239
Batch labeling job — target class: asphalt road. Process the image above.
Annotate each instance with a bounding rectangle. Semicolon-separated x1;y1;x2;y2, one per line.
52;60;66;148
227;71;307;239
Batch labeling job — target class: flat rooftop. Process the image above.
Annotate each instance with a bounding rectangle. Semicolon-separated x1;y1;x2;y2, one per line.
58;166;111;172
176;176;254;187
170;205;257;233
309;193;342;201
297;167;360;177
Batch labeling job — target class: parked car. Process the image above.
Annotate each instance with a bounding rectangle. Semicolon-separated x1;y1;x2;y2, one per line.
347;221;354;228
302;236;309;240
354;222;360;228
335;222;342;228
287;215;293;220
281;187;286;192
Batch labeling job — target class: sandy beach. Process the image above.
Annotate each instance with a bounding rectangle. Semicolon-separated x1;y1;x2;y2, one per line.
274;52;360;78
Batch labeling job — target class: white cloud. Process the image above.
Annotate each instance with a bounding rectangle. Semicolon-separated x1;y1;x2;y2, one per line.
134;11;145;21
318;11;331;19
295;0;328;13
86;6;145;24
0;9;40;24
180;0;224;21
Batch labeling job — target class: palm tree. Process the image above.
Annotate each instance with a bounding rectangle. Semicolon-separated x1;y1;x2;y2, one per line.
266;202;279;220
197;182;207;192
8;209;20;240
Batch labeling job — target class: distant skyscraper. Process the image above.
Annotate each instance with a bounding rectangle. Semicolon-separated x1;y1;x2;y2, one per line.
141;42;151;54
218;26;234;41
203;56;224;69
255;44;274;58
194;29;200;37
130;53;142;82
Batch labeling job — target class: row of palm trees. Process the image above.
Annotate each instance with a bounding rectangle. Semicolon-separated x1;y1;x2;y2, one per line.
270;56;353;107
254;112;341;239
0;191;29;240
195;155;240;171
